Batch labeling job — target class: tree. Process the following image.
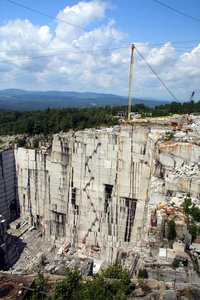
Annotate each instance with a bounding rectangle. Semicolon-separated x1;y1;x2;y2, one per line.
102;259;123;279
29;270;50;300
172;259;179;268
189;223;197;241
17;138;26;147
137;268;148;279
190;205;200;222
32;138;39;148
182;198;192;215
34;121;42;134
102;260;131;296
167;219;176;240
52;267;82;300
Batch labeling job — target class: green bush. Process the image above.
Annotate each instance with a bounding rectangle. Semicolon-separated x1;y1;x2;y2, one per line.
137;268;148;279
172;259;179;268
189;224;197;240
102;259;123;279
164;131;174;141
30;260;134;299
32;138;39;148
29;270;50;300
17;138;26;147
167;219;176;240
182;198;192;215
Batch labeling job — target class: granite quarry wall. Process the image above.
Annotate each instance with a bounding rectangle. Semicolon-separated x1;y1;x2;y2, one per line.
0;125;200;263
0;150;19;225
14;125;154;262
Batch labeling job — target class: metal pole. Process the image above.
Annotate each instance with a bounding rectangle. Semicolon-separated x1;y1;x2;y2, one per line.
128;44;135;121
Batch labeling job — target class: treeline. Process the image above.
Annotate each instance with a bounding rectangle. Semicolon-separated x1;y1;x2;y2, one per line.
0;107;118;136
0;101;199;136
152;100;200;117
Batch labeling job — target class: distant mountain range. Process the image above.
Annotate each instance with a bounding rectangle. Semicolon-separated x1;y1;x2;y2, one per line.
0;89;171;111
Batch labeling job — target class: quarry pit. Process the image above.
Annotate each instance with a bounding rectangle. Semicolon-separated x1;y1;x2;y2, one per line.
0;119;200;284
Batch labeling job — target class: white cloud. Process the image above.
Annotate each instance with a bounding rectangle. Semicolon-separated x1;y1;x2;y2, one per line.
0;0;199;101
55;0;108;42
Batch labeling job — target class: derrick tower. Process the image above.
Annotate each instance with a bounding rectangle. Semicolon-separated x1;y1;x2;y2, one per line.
127;44;135;121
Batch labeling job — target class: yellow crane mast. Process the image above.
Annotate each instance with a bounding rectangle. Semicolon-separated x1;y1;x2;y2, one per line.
128;44;135;121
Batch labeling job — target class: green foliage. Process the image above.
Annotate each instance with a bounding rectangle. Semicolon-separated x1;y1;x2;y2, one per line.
194;258;199;271
0;100;200;136
40;254;46;267
76;273;112;300
45;260;133;299
167;219;176;240
163;131;174;141
190;205;200;222
102;259;123;279
0;106;119;136
137;268;148;279
189;223;197;240
152;100;200;117
183;259;188;267
182;198;200;240
52;267;82;300
17;138;26;147
29;270;50;300
182;198;192;215
172;259;179;268
179;289;194;300
32;138;39;148
101;260;132;296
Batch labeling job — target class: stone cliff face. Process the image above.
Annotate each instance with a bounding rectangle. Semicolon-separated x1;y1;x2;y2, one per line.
0;150;19;225
14;125;154;261
1;125;200;263
155;141;200;198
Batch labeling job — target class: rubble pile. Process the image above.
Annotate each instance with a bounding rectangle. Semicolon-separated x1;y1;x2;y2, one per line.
6;219;99;277
166;163;200;187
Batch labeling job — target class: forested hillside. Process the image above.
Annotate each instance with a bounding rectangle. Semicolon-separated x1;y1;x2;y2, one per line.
0;101;199;136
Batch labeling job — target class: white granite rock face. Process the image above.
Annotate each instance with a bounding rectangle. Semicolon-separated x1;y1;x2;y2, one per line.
14;126;153;262
1;126;200;264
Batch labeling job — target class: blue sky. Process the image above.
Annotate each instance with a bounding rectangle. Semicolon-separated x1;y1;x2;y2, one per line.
1;0;200;102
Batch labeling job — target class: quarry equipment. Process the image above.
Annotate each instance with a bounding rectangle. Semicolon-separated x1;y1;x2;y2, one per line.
173;125;182;131
187;117;194;125
189;91;195;103
127;44;135;121
163;121;169;125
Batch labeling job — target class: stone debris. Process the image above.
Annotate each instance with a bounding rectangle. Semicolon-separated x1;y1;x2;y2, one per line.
166;162;200;183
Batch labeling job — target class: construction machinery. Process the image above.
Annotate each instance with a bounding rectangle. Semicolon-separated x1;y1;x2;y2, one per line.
189;91;195;103
127;44;135;121
173;125;182;131
182;128;193;133
187;117;194;125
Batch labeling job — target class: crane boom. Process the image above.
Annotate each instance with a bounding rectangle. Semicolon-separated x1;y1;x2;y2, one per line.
189;91;195;102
